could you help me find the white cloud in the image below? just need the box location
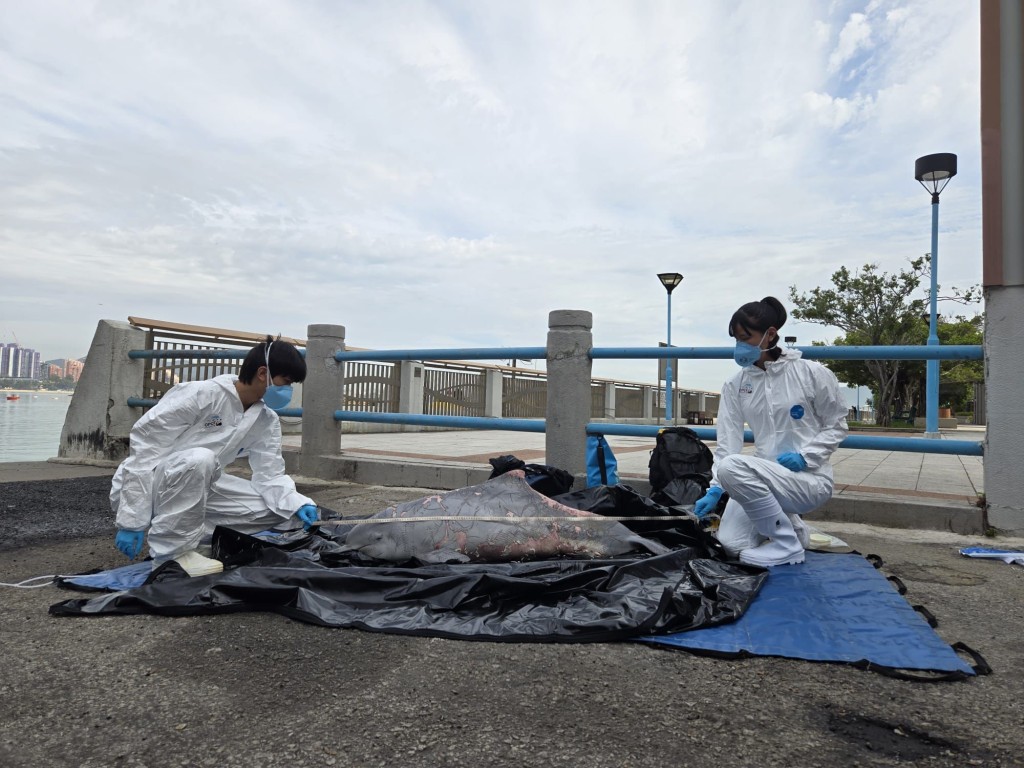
[828,12,873,74]
[0,0,983,392]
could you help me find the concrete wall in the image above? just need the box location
[58,320,146,462]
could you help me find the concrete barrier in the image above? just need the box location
[58,320,146,463]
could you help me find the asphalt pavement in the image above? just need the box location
[1,451,1023,767]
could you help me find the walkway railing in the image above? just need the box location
[124,323,984,464]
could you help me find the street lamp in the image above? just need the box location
[914,152,957,437]
[657,272,683,423]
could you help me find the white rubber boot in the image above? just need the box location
[787,513,811,549]
[173,550,224,577]
[739,495,805,567]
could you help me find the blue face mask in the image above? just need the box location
[733,333,768,368]
[262,342,293,411]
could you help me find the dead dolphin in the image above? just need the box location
[341,470,671,563]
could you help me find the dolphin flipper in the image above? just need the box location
[418,550,472,564]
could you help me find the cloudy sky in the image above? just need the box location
[1,0,982,393]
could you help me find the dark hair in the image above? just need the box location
[238,335,306,384]
[728,297,787,353]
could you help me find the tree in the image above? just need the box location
[789,256,980,427]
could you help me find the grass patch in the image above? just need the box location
[848,421,924,432]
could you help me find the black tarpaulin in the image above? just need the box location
[51,542,766,641]
[50,476,767,642]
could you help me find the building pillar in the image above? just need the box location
[981,0,1024,532]
[603,382,616,418]
[545,310,593,475]
[399,361,425,414]
[300,324,346,474]
[483,368,503,418]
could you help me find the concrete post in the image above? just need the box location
[545,310,592,475]
[399,361,425,415]
[980,0,1024,532]
[58,320,147,463]
[483,369,503,417]
[602,382,616,418]
[300,324,346,475]
[642,386,654,420]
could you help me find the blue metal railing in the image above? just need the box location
[592,345,983,361]
[127,343,985,456]
[128,349,305,359]
[335,347,546,362]
[130,344,984,363]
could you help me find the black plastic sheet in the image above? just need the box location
[51,476,767,641]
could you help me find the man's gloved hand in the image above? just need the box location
[115,529,145,559]
[777,452,808,472]
[296,504,319,531]
[694,486,724,519]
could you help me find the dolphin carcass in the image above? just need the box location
[341,470,671,564]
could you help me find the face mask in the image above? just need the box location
[733,332,768,368]
[262,342,293,411]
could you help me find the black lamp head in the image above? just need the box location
[658,272,684,294]
[915,153,957,199]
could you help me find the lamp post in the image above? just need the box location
[657,272,683,424]
[914,152,957,438]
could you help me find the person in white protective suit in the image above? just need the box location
[692,297,849,567]
[111,337,320,577]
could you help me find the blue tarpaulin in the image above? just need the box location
[640,551,975,675]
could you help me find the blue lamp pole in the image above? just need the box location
[914,152,957,438]
[657,272,683,423]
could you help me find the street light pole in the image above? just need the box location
[657,272,683,424]
[914,152,957,438]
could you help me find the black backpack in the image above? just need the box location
[487,455,575,498]
[648,427,714,496]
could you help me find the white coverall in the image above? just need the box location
[711,350,849,555]
[110,374,314,562]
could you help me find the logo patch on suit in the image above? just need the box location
[790,405,805,420]
[739,384,753,395]
[204,415,223,428]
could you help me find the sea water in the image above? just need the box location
[0,392,73,462]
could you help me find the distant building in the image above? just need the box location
[45,362,64,379]
[1,344,41,379]
[64,358,84,382]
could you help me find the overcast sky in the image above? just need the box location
[1,0,982,393]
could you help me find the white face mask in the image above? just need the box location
[262,342,293,410]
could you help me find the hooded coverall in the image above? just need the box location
[710,350,849,555]
[110,374,314,562]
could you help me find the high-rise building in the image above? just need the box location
[1,344,43,379]
[0,343,15,377]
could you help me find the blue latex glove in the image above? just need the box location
[296,504,319,531]
[693,487,724,519]
[777,452,808,472]
[115,529,145,559]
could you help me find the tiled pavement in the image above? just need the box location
[283,426,984,506]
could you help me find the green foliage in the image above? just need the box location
[790,256,981,426]
[0,377,76,391]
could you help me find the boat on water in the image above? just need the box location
[5,394,20,401]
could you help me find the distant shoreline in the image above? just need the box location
[1,388,74,395]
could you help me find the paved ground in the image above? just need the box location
[1,456,1023,768]
[295,426,985,506]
